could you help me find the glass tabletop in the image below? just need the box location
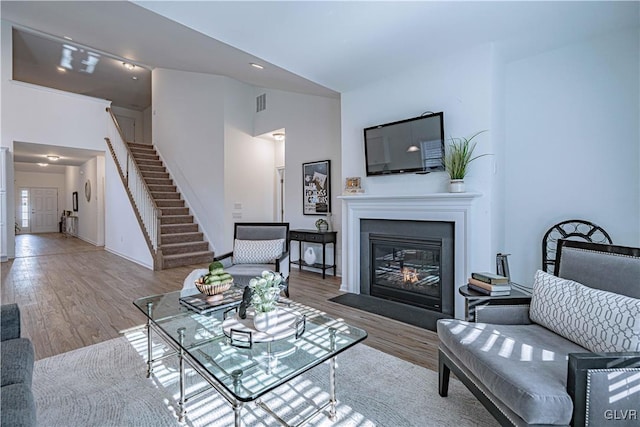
[134,290,367,402]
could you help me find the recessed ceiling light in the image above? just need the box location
[250,63,264,70]
[56,66,66,72]
[37,163,48,167]
[273,133,285,141]
[46,155,60,161]
[122,62,136,70]
[132,76,138,80]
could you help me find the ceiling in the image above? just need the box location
[2,1,638,168]
[13,141,104,173]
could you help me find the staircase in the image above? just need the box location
[127,142,213,269]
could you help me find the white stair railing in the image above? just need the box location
[105,108,161,268]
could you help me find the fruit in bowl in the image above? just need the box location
[195,261,234,296]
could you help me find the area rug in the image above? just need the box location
[33,330,497,426]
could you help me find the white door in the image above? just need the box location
[115,115,136,142]
[31,188,58,233]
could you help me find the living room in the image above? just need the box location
[1,2,639,426]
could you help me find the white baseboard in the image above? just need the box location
[104,247,153,270]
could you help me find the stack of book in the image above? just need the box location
[467,272,511,296]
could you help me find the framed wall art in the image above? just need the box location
[303,160,330,215]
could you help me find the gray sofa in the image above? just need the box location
[438,240,640,426]
[1,304,36,427]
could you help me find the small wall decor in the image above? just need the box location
[85,179,91,202]
[302,160,330,215]
[72,192,78,212]
[344,176,364,194]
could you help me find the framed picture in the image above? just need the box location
[303,160,331,215]
[72,191,78,212]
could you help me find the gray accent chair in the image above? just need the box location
[1,303,37,427]
[437,240,640,426]
[214,222,290,296]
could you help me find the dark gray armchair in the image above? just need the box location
[214,222,290,296]
[438,240,640,426]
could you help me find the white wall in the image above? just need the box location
[254,88,342,270]
[152,68,226,253]
[504,27,640,284]
[223,78,276,251]
[340,44,498,274]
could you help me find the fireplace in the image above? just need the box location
[360,219,454,316]
[340,193,481,320]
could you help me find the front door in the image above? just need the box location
[30,188,58,233]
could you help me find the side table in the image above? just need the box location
[459,285,532,322]
[289,229,337,279]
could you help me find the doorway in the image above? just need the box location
[276,167,285,222]
[115,115,136,142]
[18,187,58,234]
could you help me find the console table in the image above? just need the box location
[289,229,337,279]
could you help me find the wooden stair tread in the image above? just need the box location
[162,251,213,260]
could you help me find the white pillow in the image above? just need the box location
[529,270,640,353]
[233,239,284,264]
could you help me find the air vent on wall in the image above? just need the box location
[256,93,266,112]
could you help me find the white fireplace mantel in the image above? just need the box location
[339,192,482,320]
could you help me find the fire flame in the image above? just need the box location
[402,267,419,283]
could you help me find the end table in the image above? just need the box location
[459,284,532,322]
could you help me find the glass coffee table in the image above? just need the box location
[134,290,367,427]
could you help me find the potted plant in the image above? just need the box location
[249,271,285,331]
[315,218,329,232]
[444,130,489,193]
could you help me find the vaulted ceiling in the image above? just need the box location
[3,1,638,169]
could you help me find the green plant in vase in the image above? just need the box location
[444,130,489,193]
[249,271,285,331]
[315,218,329,232]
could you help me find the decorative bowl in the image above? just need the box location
[195,281,232,296]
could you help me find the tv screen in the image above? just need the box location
[364,112,444,176]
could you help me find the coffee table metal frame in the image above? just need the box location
[134,291,367,427]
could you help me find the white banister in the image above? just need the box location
[105,108,160,262]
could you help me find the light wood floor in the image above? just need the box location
[1,233,441,371]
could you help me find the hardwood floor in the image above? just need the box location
[1,233,441,371]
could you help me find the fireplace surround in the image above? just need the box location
[339,193,481,319]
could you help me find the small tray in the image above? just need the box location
[222,307,303,343]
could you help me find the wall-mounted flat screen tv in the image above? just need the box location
[364,112,444,176]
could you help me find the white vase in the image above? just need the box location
[303,247,317,265]
[253,309,278,332]
[449,179,465,193]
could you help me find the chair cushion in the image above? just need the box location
[225,264,276,286]
[233,239,284,264]
[530,270,640,352]
[437,319,586,425]
[1,338,35,387]
[0,383,36,427]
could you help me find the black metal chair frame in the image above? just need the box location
[541,219,612,273]
[214,222,290,296]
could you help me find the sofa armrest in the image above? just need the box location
[1,304,21,341]
[475,304,533,324]
[568,352,640,426]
